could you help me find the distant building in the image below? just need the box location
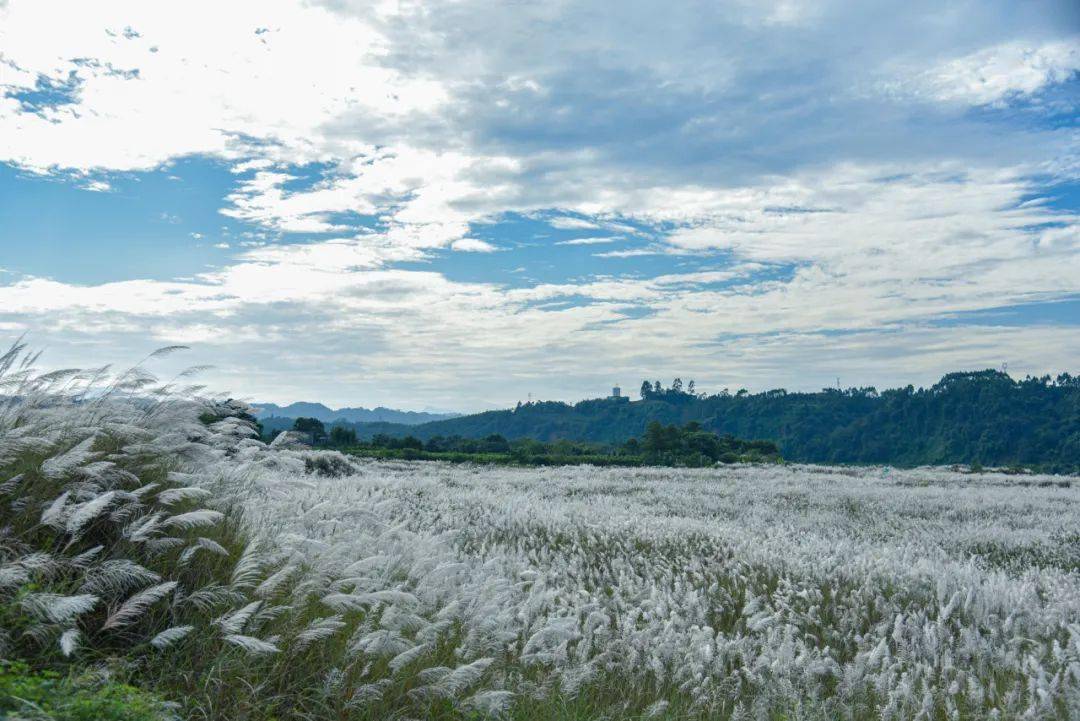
[609,385,629,402]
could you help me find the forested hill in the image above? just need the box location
[358,371,1080,472]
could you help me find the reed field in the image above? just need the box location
[2,346,1079,720]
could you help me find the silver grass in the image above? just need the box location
[380,605,429,634]
[389,641,432,673]
[0,563,30,590]
[559,662,596,697]
[143,536,186,554]
[179,537,231,565]
[268,431,305,450]
[462,689,515,716]
[73,461,119,481]
[230,541,265,589]
[351,629,412,658]
[32,367,82,387]
[417,667,452,685]
[23,621,59,646]
[103,581,178,629]
[322,589,418,612]
[40,491,71,528]
[150,625,194,650]
[162,509,224,530]
[252,603,291,629]
[80,559,161,597]
[69,544,105,568]
[103,423,154,443]
[66,490,120,536]
[59,627,82,657]
[41,436,97,479]
[523,618,581,656]
[417,617,456,645]
[437,658,495,697]
[0,472,23,494]
[129,481,158,498]
[322,593,375,612]
[156,486,212,506]
[180,583,244,613]
[125,512,164,542]
[253,457,1080,715]
[223,633,280,655]
[0,339,28,376]
[6,347,1080,718]
[347,679,394,707]
[406,684,448,704]
[22,593,99,624]
[254,563,298,599]
[216,600,262,634]
[645,699,670,717]
[322,667,346,695]
[10,552,56,574]
[327,575,378,593]
[294,615,347,650]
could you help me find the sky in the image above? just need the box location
[0,0,1078,412]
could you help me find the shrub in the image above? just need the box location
[0,661,172,721]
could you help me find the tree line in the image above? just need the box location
[315,370,1079,473]
[278,417,780,468]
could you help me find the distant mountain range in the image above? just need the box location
[251,402,459,426]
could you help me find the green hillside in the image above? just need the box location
[331,371,1080,472]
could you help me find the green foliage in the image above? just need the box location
[639,421,780,466]
[329,424,357,446]
[0,662,172,721]
[291,416,327,443]
[368,370,1080,472]
[345,425,777,467]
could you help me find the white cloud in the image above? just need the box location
[594,247,666,258]
[547,217,603,231]
[886,39,1080,107]
[221,170,360,234]
[1,0,1078,407]
[220,148,524,250]
[2,164,1074,407]
[451,238,499,252]
[0,0,447,173]
[555,237,619,246]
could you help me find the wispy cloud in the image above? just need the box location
[555,237,620,246]
[593,247,666,258]
[880,39,1080,107]
[0,0,1077,406]
[547,217,603,231]
[451,238,500,252]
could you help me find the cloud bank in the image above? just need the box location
[0,0,1078,408]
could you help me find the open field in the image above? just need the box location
[3,353,1079,720]
[245,459,1080,720]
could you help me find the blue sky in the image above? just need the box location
[0,1,1078,411]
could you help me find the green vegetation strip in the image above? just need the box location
[296,419,782,468]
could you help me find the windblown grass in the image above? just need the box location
[2,341,1080,720]
[0,343,505,720]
